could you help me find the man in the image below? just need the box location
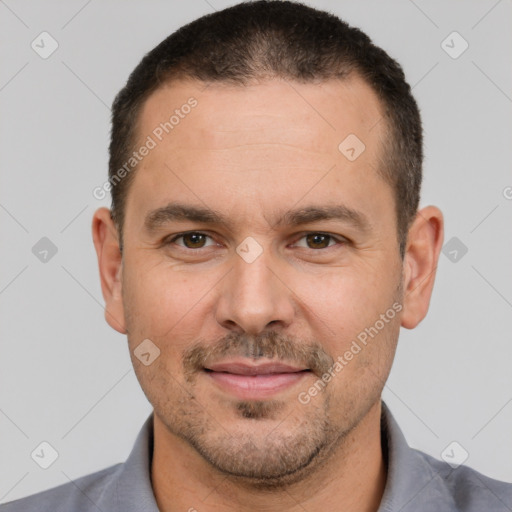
[2,1,511,511]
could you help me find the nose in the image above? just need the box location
[214,247,295,335]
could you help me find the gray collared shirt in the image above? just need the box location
[2,402,511,511]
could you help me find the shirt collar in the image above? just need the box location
[109,402,458,512]
[114,413,160,511]
[378,401,458,511]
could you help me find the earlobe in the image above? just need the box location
[92,207,127,334]
[400,206,444,330]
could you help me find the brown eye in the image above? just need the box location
[182,233,207,248]
[305,233,333,249]
[171,232,214,249]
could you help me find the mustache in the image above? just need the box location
[182,331,334,380]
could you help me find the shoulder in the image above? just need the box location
[0,463,122,512]
[416,449,512,511]
[0,414,157,512]
[380,402,512,511]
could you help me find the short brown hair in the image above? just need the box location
[109,0,422,257]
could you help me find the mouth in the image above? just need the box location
[203,360,311,400]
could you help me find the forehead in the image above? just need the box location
[125,76,392,232]
[137,75,385,160]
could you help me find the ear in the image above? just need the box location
[400,205,444,329]
[92,207,127,334]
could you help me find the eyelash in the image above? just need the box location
[163,231,348,251]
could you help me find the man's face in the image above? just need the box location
[118,77,404,482]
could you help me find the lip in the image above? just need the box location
[205,361,307,375]
[204,359,311,400]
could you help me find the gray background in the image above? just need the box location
[1,0,511,503]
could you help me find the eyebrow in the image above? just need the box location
[272,205,372,232]
[144,202,372,234]
[144,203,227,232]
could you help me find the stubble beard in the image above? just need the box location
[151,380,349,489]
[127,276,404,488]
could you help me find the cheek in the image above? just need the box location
[294,268,382,323]
[122,256,222,341]
[291,265,400,354]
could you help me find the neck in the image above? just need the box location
[151,401,386,512]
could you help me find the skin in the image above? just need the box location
[92,76,444,512]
